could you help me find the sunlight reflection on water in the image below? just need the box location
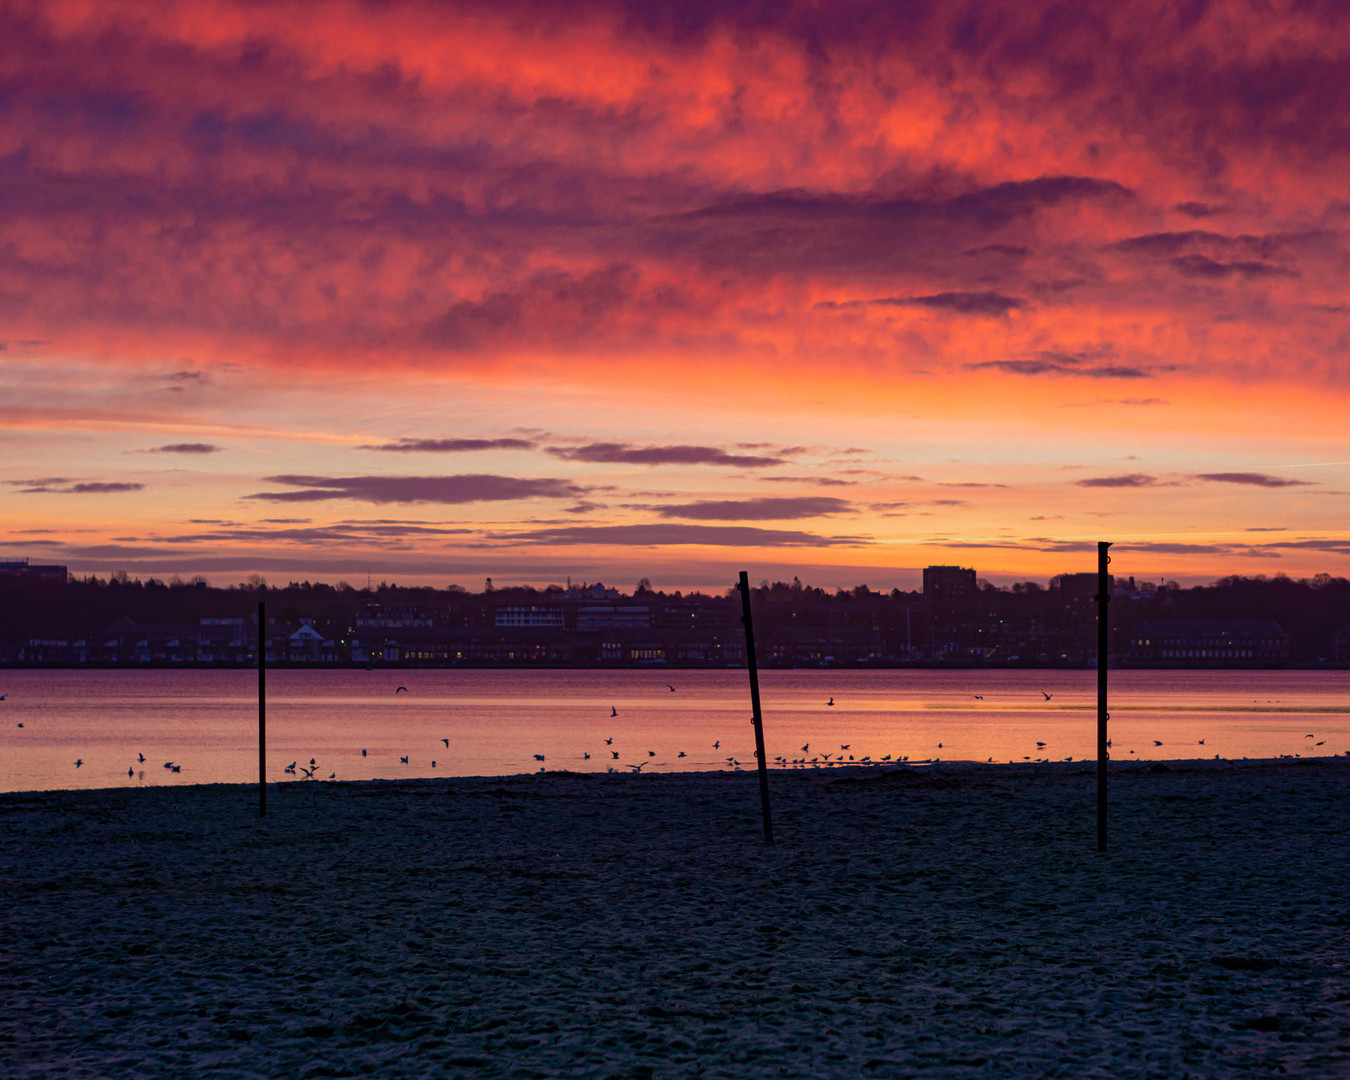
[2,667,1348,792]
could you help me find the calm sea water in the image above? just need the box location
[2,668,1348,793]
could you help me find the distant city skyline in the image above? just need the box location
[4,1,1349,590]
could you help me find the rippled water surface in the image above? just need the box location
[2,667,1348,792]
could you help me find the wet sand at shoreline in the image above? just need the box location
[2,758,1348,1078]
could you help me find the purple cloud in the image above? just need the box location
[546,443,787,467]
[1075,474,1158,488]
[361,437,537,453]
[823,291,1024,316]
[246,474,587,504]
[9,478,144,494]
[494,524,865,548]
[1195,472,1311,487]
[147,443,221,454]
[656,497,852,520]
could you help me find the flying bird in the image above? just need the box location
[74,759,83,768]
[301,766,316,779]
[396,686,408,694]
[611,706,618,717]
[441,738,450,747]
[137,753,145,763]
[827,698,834,706]
[713,740,720,749]
[400,755,409,764]
[1153,740,1163,746]
[611,750,620,759]
[666,684,676,692]
[801,743,809,752]
[605,737,614,745]
[647,750,656,756]
[1041,691,1053,701]
[170,765,181,773]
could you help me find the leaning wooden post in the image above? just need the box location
[258,599,267,817]
[1096,542,1111,852]
[737,571,774,843]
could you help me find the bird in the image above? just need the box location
[301,765,316,779]
[533,754,545,762]
[284,762,297,774]
[128,767,134,778]
[163,761,174,769]
[1153,740,1163,746]
[713,740,720,749]
[840,744,850,750]
[1306,733,1315,739]
[677,751,686,758]
[309,758,316,767]
[431,761,437,768]
[1198,739,1204,745]
[827,698,834,706]
[611,751,619,759]
[361,748,367,757]
[647,749,655,756]
[973,695,983,700]
[15,723,22,728]
[328,772,336,779]
[801,743,809,752]
[74,759,83,768]
[666,684,676,692]
[605,737,614,745]
[441,738,449,747]
[583,752,591,759]
[1041,691,1053,701]
[396,686,408,694]
[629,761,647,772]
[1036,741,1046,748]
[400,755,409,764]
[137,753,145,763]
[611,706,618,717]
[0,693,6,700]
[170,764,181,773]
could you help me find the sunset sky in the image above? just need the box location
[3,0,1349,593]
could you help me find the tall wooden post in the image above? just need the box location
[737,571,774,843]
[258,600,267,817]
[1096,542,1111,852]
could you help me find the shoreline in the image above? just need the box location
[4,757,1348,1077]
[6,751,1349,799]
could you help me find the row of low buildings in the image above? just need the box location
[3,613,1325,667]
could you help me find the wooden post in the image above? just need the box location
[1096,542,1111,852]
[737,571,774,843]
[258,600,267,817]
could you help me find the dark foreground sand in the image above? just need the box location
[2,758,1347,1079]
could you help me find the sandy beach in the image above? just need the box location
[2,758,1347,1078]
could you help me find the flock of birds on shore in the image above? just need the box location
[4,683,1347,782]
